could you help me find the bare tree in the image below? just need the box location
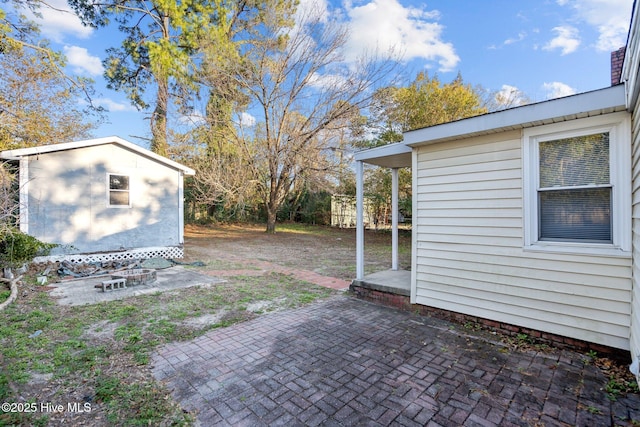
[0,42,99,150]
[223,1,399,232]
[479,84,531,112]
[1,2,100,108]
[0,3,101,150]
[187,141,261,220]
[0,163,16,235]
[173,91,262,221]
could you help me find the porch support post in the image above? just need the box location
[356,160,364,280]
[391,167,399,271]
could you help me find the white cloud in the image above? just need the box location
[308,71,348,89]
[285,0,330,45]
[26,0,92,43]
[494,84,528,107]
[542,81,576,99]
[296,0,330,23]
[239,112,256,127]
[343,0,459,72]
[63,46,103,76]
[93,98,137,112]
[543,26,580,55]
[504,32,527,46]
[558,0,632,52]
[177,113,207,127]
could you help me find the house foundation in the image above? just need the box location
[350,279,632,364]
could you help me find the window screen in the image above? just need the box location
[538,132,611,242]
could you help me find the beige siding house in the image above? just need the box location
[410,109,631,351]
[354,18,640,378]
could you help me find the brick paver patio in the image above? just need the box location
[152,296,640,426]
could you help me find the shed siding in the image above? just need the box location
[25,144,182,253]
[414,130,632,350]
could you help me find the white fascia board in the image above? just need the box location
[0,136,196,175]
[404,85,627,147]
[353,143,412,168]
[0,136,128,159]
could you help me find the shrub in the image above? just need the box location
[0,228,57,266]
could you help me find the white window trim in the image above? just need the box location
[106,173,132,208]
[523,112,631,257]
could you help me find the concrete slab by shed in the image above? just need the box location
[49,266,224,306]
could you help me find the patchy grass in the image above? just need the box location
[0,270,337,426]
[0,286,10,304]
[203,258,260,270]
[1,223,406,425]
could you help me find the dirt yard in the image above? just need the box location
[0,223,413,426]
[182,223,412,279]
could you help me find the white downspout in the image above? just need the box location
[356,160,364,280]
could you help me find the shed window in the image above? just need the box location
[108,174,130,207]
[523,113,630,256]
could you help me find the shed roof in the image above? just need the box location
[0,136,195,175]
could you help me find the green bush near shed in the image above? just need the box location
[0,227,57,267]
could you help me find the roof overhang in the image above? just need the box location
[0,136,195,175]
[352,85,626,169]
[353,143,412,168]
[404,85,627,147]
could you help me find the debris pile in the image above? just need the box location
[3,258,207,285]
[56,259,142,279]
[52,258,204,280]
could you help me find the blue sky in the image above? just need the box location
[22,0,634,149]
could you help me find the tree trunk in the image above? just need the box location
[150,75,168,156]
[265,172,283,233]
[151,15,170,157]
[266,205,277,233]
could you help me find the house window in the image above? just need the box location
[538,132,611,242]
[108,174,130,207]
[523,113,630,255]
